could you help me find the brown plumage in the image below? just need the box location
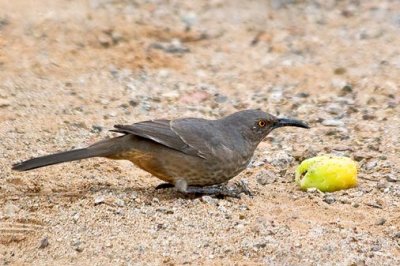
[12,109,309,197]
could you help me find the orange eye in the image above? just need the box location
[258,120,266,127]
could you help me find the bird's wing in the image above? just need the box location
[111,119,206,158]
[171,118,237,160]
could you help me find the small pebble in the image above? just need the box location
[75,246,84,252]
[181,11,197,28]
[254,242,267,249]
[238,205,249,211]
[307,188,323,195]
[236,223,245,230]
[218,205,227,213]
[0,98,10,107]
[359,28,383,40]
[108,111,117,117]
[130,191,138,200]
[39,237,49,249]
[215,94,228,103]
[98,33,113,47]
[331,79,347,89]
[115,198,125,207]
[156,208,174,214]
[341,84,353,94]
[375,218,386,226]
[129,100,138,107]
[158,69,169,78]
[362,114,376,120]
[334,67,346,75]
[114,209,124,215]
[201,196,218,205]
[72,240,84,252]
[376,180,388,189]
[323,195,336,204]
[4,203,19,217]
[326,103,343,115]
[94,196,105,206]
[364,160,378,171]
[353,152,373,161]
[322,119,345,127]
[72,212,80,223]
[150,39,190,54]
[256,170,277,186]
[385,174,398,182]
[91,125,103,133]
[370,242,382,252]
[162,91,179,99]
[111,31,123,43]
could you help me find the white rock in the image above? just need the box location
[322,119,345,127]
[0,98,10,107]
[94,196,105,205]
[4,203,19,217]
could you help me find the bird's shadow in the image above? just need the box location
[1,182,209,204]
[85,183,235,201]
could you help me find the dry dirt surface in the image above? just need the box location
[1,0,400,265]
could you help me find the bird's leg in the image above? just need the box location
[155,183,175,190]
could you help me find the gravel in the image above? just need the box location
[1,0,400,265]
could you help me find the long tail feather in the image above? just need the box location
[12,137,126,171]
[12,148,99,171]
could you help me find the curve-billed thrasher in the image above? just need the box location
[12,109,309,197]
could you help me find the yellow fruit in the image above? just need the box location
[295,155,358,192]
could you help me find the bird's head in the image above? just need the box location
[223,109,309,143]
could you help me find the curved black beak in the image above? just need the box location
[275,118,310,129]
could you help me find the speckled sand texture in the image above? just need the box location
[1,0,400,265]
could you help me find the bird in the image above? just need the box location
[12,109,309,197]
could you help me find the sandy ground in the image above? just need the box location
[1,0,400,265]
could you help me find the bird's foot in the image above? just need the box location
[233,180,253,197]
[155,183,175,190]
[156,180,253,199]
[184,185,242,198]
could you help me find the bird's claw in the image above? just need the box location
[216,187,242,199]
[233,180,253,197]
